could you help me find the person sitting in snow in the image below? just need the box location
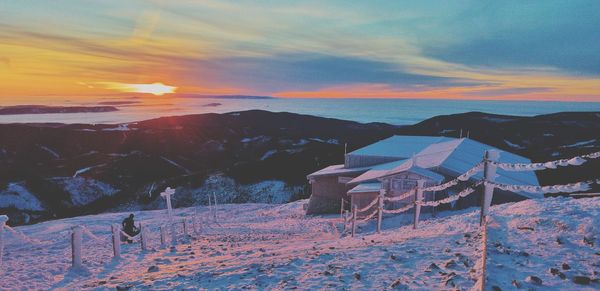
[122,213,140,243]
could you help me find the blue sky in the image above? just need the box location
[0,0,598,101]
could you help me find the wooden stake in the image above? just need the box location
[377,189,384,233]
[351,205,357,237]
[160,225,167,248]
[111,224,120,259]
[71,225,83,269]
[0,215,8,267]
[413,180,425,229]
[480,150,499,226]
[140,223,148,251]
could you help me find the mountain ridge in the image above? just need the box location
[1,110,599,225]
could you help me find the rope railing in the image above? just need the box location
[359,209,379,222]
[486,180,597,194]
[345,149,600,238]
[492,150,600,172]
[423,162,483,192]
[382,203,414,214]
[0,210,206,271]
[356,197,379,213]
[383,189,414,202]
[421,182,482,207]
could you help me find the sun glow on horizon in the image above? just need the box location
[97,82,177,96]
[0,2,598,102]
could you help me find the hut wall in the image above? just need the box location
[306,175,349,215]
[350,191,379,218]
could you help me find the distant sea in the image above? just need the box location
[2,97,600,125]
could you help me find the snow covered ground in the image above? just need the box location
[0,197,598,290]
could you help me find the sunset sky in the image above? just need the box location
[1,0,599,102]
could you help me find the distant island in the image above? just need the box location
[178,94,275,99]
[96,101,141,106]
[202,102,222,107]
[0,105,119,115]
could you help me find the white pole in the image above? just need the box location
[213,192,218,222]
[351,205,357,237]
[413,180,425,229]
[480,150,499,226]
[0,215,8,267]
[160,225,167,248]
[165,194,173,220]
[111,224,121,259]
[377,189,384,233]
[71,225,83,269]
[160,187,176,222]
[160,187,177,247]
[140,223,148,251]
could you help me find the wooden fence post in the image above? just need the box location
[213,192,218,222]
[351,205,357,237]
[340,198,344,219]
[71,225,83,269]
[192,215,198,234]
[377,189,385,233]
[413,180,425,229]
[111,224,121,259]
[480,150,499,226]
[342,210,348,233]
[160,225,167,248]
[480,217,489,290]
[140,223,148,251]
[170,222,177,247]
[0,215,8,267]
[198,215,202,234]
[183,219,189,237]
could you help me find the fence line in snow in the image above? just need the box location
[492,150,600,172]
[422,162,484,192]
[69,213,206,269]
[342,180,483,237]
[0,210,208,271]
[1,187,218,271]
[343,148,599,236]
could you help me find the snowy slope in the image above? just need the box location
[0,197,598,290]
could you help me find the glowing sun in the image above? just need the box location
[96,82,177,95]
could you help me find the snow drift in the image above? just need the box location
[0,196,598,290]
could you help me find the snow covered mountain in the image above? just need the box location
[1,110,599,225]
[1,196,598,289]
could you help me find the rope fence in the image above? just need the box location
[423,162,483,192]
[383,189,414,202]
[0,209,208,272]
[492,150,600,172]
[341,149,599,289]
[356,197,379,213]
[381,203,414,214]
[421,183,481,207]
[343,148,599,237]
[487,180,597,194]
